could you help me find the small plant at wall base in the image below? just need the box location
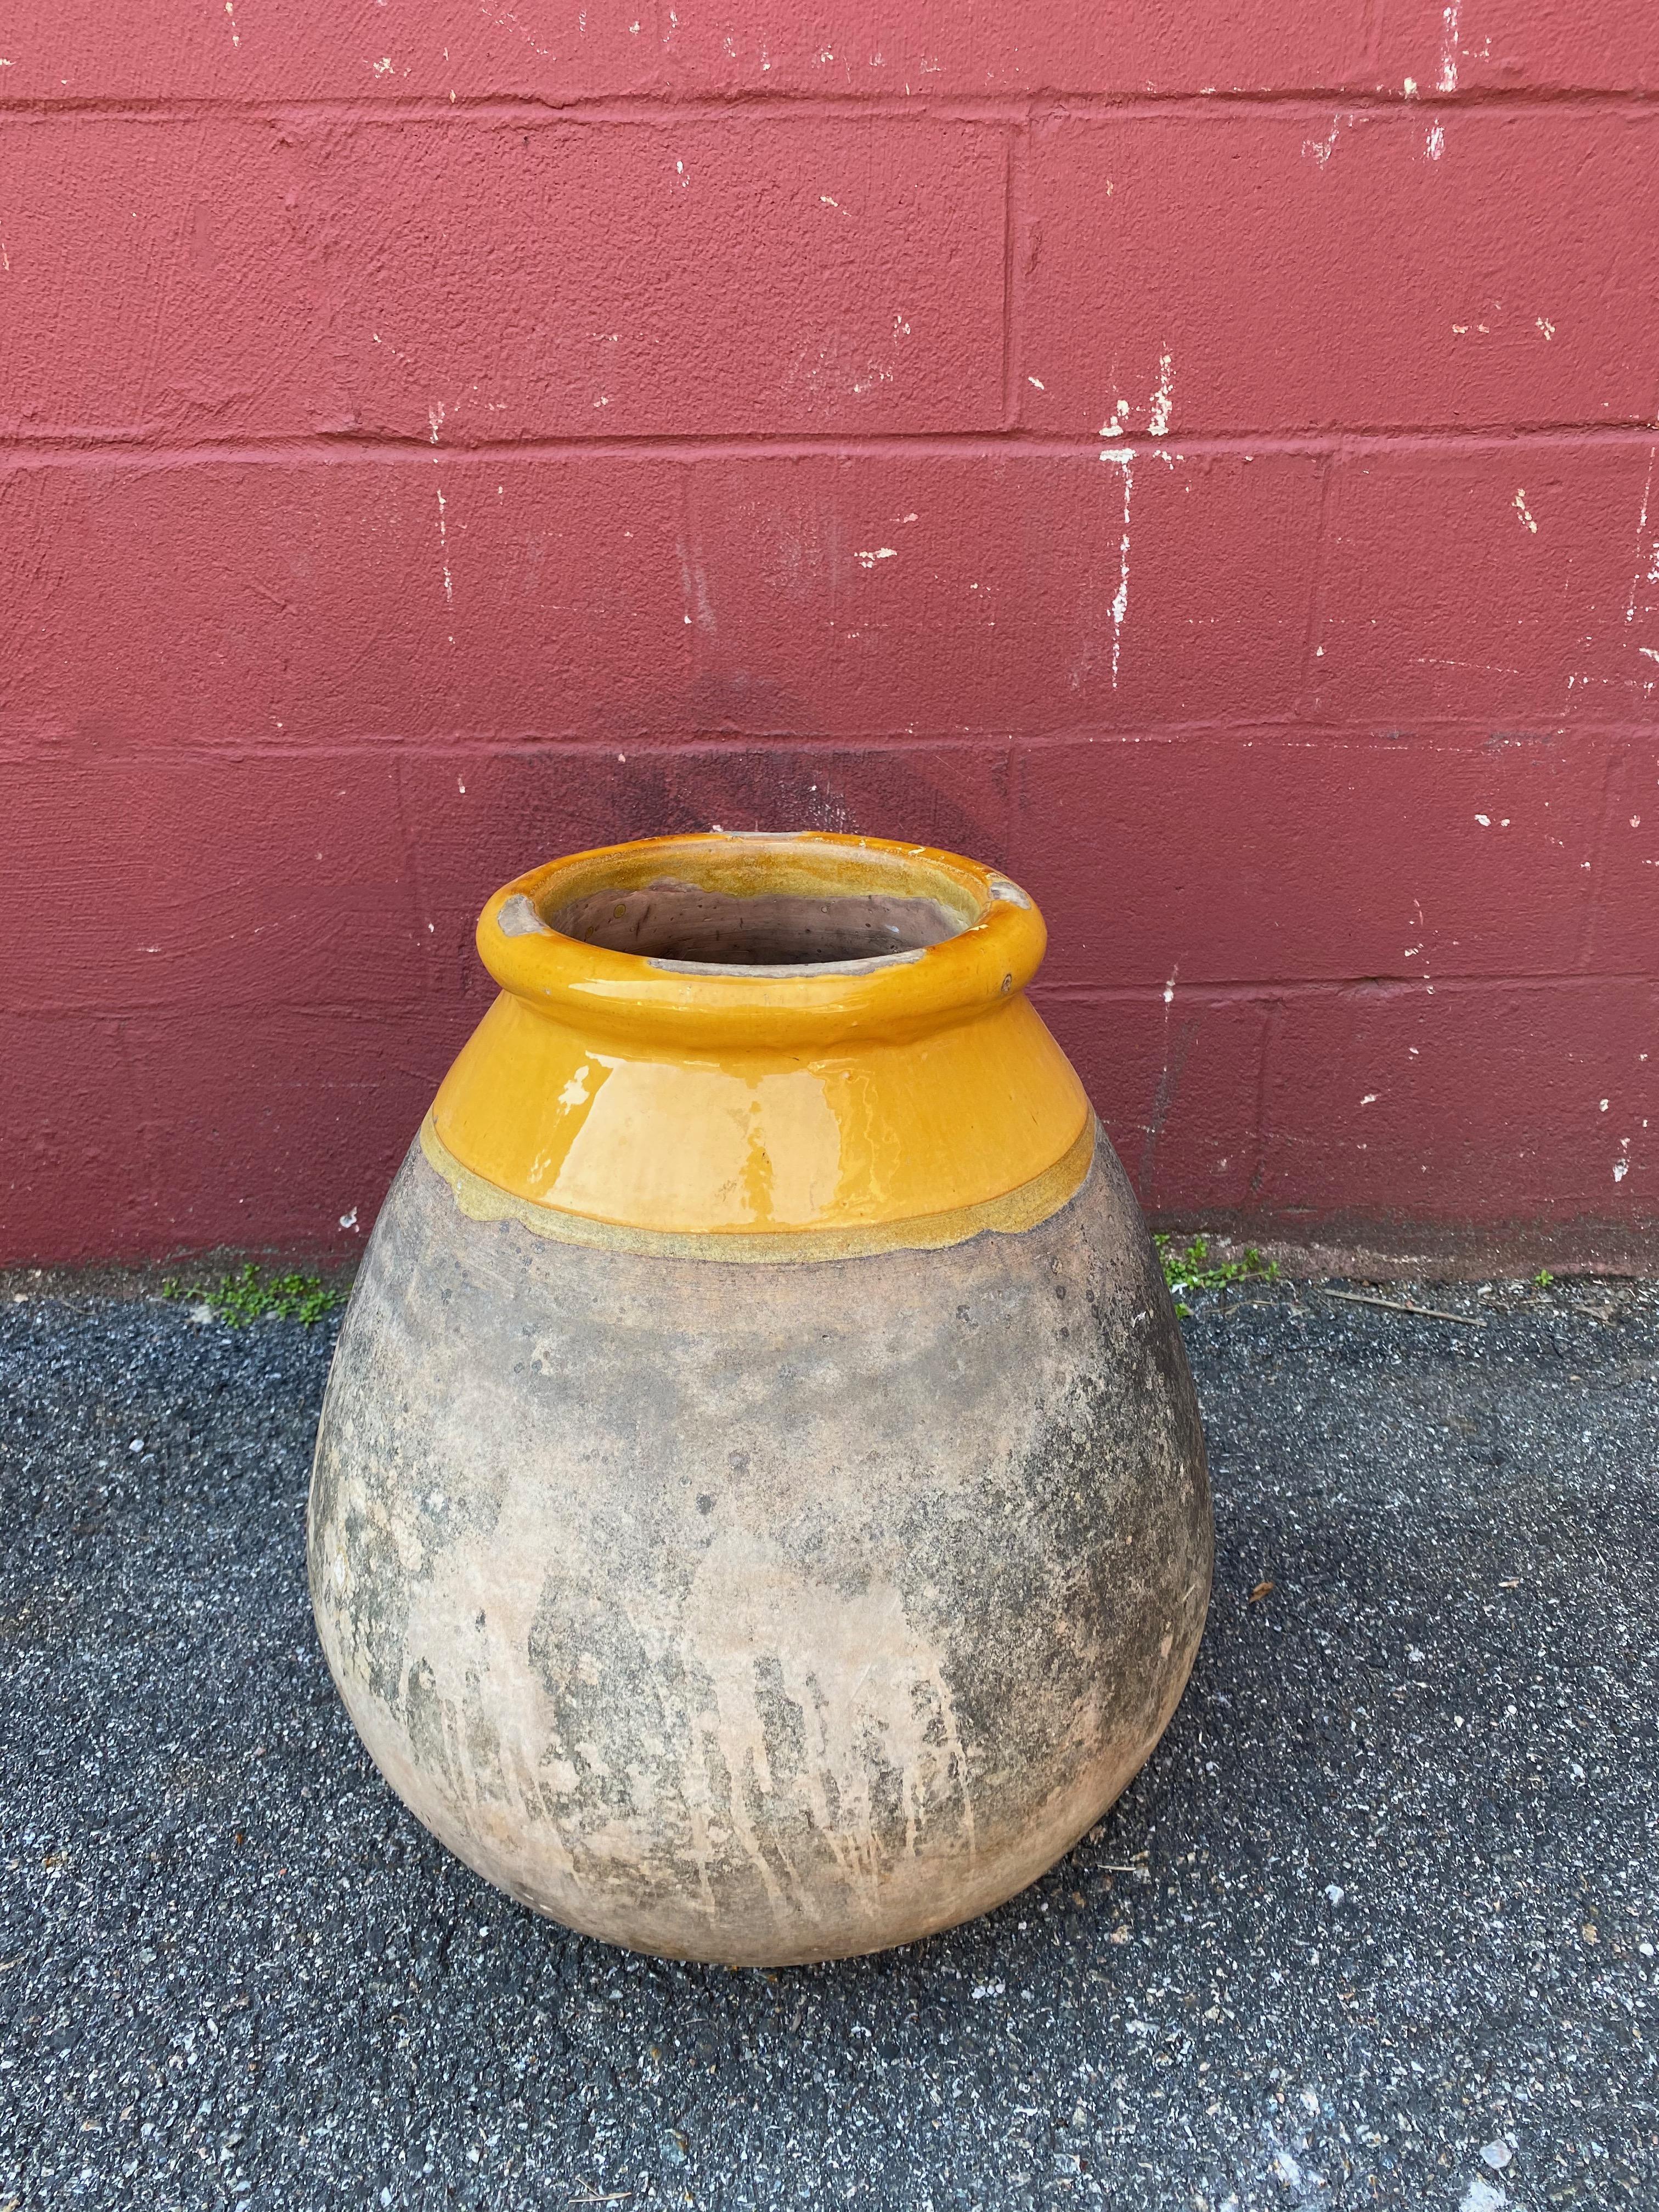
[160,1262,346,1327]
[1155,1234,1279,1317]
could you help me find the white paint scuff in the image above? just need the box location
[224,0,240,49]
[1098,356,1173,444]
[1102,448,1135,691]
[1513,489,1537,534]
[436,488,452,606]
[855,547,898,567]
[1439,0,1461,91]
[1148,350,1173,436]
[1425,122,1445,160]
[1303,114,1351,169]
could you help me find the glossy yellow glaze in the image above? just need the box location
[431,832,1091,1243]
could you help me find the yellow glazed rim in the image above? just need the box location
[431,830,1092,1250]
[476,830,1047,1050]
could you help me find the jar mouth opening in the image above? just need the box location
[543,876,965,975]
[478,832,1043,1045]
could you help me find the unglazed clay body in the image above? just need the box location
[308,832,1210,1965]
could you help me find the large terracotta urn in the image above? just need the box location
[308,831,1210,1965]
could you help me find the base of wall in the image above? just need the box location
[4,1215,1656,1302]
[1159,1215,1659,1283]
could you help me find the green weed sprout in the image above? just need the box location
[160,1261,346,1328]
[1153,1234,1279,1318]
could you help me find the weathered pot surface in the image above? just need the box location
[308,831,1210,1965]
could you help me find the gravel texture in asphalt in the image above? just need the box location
[2,1274,1655,2211]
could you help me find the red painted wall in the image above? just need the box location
[4,3,1657,1266]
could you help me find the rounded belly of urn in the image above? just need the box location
[307,830,1210,1965]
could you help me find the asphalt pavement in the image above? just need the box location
[2,1271,1655,2211]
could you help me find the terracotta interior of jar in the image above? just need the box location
[548,876,965,967]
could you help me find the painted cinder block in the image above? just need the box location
[1023,109,1659,437]
[1374,0,1659,95]
[1255,979,1659,1219]
[1,0,1643,103]
[1307,440,1659,726]
[1582,742,1659,973]
[0,0,1427,103]
[1004,733,1606,990]
[683,449,1323,734]
[128,1007,464,1260]
[1,1013,156,1263]
[0,123,321,446]
[0,754,425,1017]
[0,1,662,104]
[0,116,1006,444]
[651,0,1429,98]
[1036,988,1269,1215]
[0,456,692,751]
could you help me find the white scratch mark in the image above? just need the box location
[428,401,445,444]
[1513,489,1537,534]
[1475,814,1491,827]
[1360,1093,1378,1106]
[436,488,453,606]
[1147,350,1173,436]
[1439,0,1460,91]
[1103,448,1135,691]
[1028,375,1046,391]
[1536,317,1555,340]
[1303,114,1352,168]
[224,0,240,48]
[854,548,898,567]
[373,54,393,75]
[1425,121,1444,160]
[1639,647,1659,664]
[483,2,551,58]
[1614,1159,1629,1182]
